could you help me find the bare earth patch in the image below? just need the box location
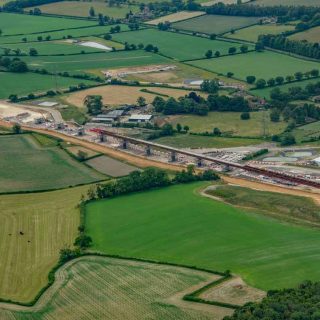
[200,276,266,306]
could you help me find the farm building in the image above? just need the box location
[128,114,153,123]
[92,110,125,123]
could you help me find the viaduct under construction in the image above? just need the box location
[90,128,320,189]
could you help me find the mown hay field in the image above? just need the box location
[190,51,320,81]
[290,26,320,43]
[66,85,207,107]
[0,24,129,45]
[86,156,139,177]
[0,256,232,319]
[112,29,251,61]
[225,24,295,43]
[0,72,96,99]
[29,1,139,18]
[0,12,96,36]
[0,134,105,192]
[171,14,260,35]
[86,182,320,290]
[147,11,205,25]
[0,186,87,302]
[22,50,170,73]
[166,111,286,137]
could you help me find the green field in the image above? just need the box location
[225,24,295,43]
[0,72,96,98]
[290,26,320,43]
[112,29,252,61]
[166,111,286,137]
[1,41,107,55]
[0,134,105,192]
[0,186,87,302]
[172,14,259,35]
[252,77,320,99]
[0,12,96,36]
[207,185,320,226]
[0,256,230,319]
[190,51,320,81]
[22,50,170,73]
[30,1,140,18]
[251,0,320,6]
[155,134,264,148]
[86,182,320,290]
[0,24,130,45]
[292,121,320,143]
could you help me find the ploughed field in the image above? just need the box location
[0,256,231,319]
[86,182,320,291]
[0,134,105,192]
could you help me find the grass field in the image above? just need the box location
[30,1,140,18]
[0,12,96,36]
[66,85,207,107]
[207,185,320,226]
[155,134,264,148]
[112,29,251,61]
[292,121,320,143]
[166,111,286,137]
[86,182,320,290]
[0,186,88,302]
[66,145,100,159]
[1,41,107,56]
[0,24,130,45]
[147,11,205,25]
[0,256,231,319]
[290,26,320,43]
[22,50,170,73]
[86,156,139,177]
[252,77,320,99]
[190,51,320,81]
[0,72,96,99]
[225,24,295,43]
[172,14,260,35]
[251,0,320,6]
[0,134,105,192]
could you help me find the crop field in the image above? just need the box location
[190,51,320,81]
[0,12,96,36]
[166,111,286,137]
[225,24,295,43]
[0,134,105,192]
[290,26,320,43]
[147,11,205,25]
[86,156,139,177]
[66,85,207,107]
[155,134,264,148]
[1,41,107,56]
[0,24,130,45]
[0,256,232,319]
[30,1,140,18]
[112,29,250,61]
[0,72,96,99]
[252,78,320,99]
[0,185,87,302]
[171,14,260,35]
[22,50,170,73]
[207,185,320,226]
[86,182,320,290]
[251,0,320,6]
[200,0,251,5]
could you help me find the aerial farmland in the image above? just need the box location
[0,0,320,318]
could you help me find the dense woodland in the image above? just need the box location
[224,281,320,320]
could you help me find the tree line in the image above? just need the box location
[152,91,249,116]
[1,0,63,12]
[224,281,320,320]
[258,34,320,60]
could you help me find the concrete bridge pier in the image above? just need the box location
[170,151,176,162]
[122,139,128,149]
[197,158,202,167]
[145,145,151,156]
[99,133,106,142]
